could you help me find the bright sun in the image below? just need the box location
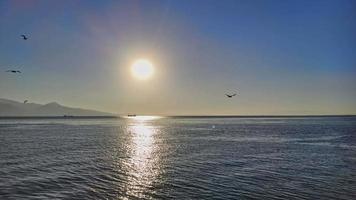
[131,59,154,80]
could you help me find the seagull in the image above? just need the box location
[6,70,21,73]
[21,35,28,40]
[24,100,28,104]
[225,93,237,98]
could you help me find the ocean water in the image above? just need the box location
[0,116,356,199]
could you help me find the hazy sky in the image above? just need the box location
[1,0,355,115]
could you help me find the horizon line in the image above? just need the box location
[0,114,356,119]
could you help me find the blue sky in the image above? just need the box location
[0,0,355,115]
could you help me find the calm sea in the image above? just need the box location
[0,116,356,199]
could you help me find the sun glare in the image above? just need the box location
[131,59,154,80]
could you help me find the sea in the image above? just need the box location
[0,116,355,199]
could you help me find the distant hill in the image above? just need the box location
[0,98,115,117]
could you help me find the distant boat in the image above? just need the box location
[127,114,136,117]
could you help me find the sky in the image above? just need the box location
[0,0,355,115]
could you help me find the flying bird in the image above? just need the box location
[6,70,21,73]
[21,35,28,40]
[225,93,237,98]
[24,100,28,104]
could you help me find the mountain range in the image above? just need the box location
[0,98,114,117]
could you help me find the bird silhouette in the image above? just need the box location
[6,70,21,73]
[21,35,28,40]
[225,93,237,98]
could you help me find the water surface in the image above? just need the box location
[1,116,356,199]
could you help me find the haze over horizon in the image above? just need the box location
[0,98,114,116]
[1,0,355,115]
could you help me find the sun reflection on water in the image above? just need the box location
[124,116,162,198]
